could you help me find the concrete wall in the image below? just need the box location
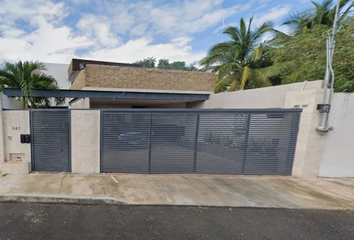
[70,98,90,109]
[71,110,100,174]
[1,94,23,109]
[284,89,326,177]
[43,63,71,89]
[1,111,31,169]
[43,63,72,107]
[190,81,323,109]
[70,64,215,93]
[319,93,354,177]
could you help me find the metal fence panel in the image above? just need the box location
[101,109,301,175]
[101,112,151,173]
[31,111,71,172]
[150,113,198,174]
[195,113,248,174]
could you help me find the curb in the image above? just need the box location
[0,194,353,210]
[0,194,128,205]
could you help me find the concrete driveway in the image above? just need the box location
[0,173,354,209]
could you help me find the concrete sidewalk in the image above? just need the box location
[0,173,353,209]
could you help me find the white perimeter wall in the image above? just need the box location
[43,63,71,107]
[43,63,71,89]
[1,94,22,110]
[319,93,354,177]
[0,110,31,172]
[190,81,323,109]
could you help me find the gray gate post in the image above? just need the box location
[193,113,200,173]
[148,113,153,173]
[241,114,251,174]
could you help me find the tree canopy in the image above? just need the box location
[134,57,197,71]
[283,0,353,34]
[199,17,280,92]
[198,0,354,93]
[0,61,63,108]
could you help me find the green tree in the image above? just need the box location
[168,61,187,70]
[0,61,63,108]
[199,17,276,92]
[157,59,170,69]
[136,58,198,71]
[270,17,354,92]
[134,57,156,68]
[283,0,353,34]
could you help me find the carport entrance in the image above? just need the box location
[31,110,71,172]
[101,109,301,175]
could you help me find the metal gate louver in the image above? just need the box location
[101,113,151,173]
[31,111,71,172]
[101,109,301,175]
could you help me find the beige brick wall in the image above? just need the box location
[71,110,100,174]
[70,70,86,90]
[70,64,215,92]
[1,111,31,168]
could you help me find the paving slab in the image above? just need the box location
[0,173,353,209]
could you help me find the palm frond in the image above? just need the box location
[215,74,234,93]
[227,79,240,91]
[240,66,253,89]
[0,61,60,108]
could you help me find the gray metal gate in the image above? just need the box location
[31,110,71,172]
[101,109,301,175]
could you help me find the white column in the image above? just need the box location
[285,88,326,177]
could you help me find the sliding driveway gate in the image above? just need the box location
[101,109,301,175]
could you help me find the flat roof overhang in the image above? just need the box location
[3,88,210,101]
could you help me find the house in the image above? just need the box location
[67,58,215,109]
[1,58,353,179]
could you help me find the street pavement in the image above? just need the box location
[0,203,353,240]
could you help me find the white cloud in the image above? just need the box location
[253,4,292,26]
[0,0,66,24]
[1,0,290,65]
[0,0,90,63]
[83,37,205,64]
[77,14,120,48]
[87,0,241,38]
[138,0,240,37]
[0,17,92,63]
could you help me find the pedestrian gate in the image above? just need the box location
[101,109,301,175]
[31,110,71,172]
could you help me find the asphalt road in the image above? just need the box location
[0,203,353,240]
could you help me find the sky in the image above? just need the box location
[0,0,314,65]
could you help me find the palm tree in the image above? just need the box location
[283,0,353,34]
[0,61,63,109]
[200,17,276,92]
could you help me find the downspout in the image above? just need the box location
[316,0,340,133]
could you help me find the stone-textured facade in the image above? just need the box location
[70,70,86,90]
[71,110,100,174]
[70,64,215,92]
